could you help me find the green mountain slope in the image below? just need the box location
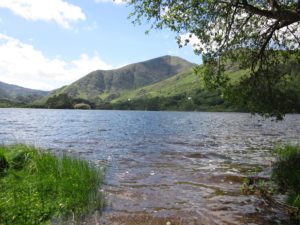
[52,55,195,101]
[33,55,244,110]
[110,68,199,102]
[0,81,49,104]
[108,67,238,111]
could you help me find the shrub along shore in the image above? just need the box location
[0,144,105,225]
[272,145,300,221]
[242,145,300,223]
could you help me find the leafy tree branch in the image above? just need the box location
[129,0,300,119]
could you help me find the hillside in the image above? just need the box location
[0,81,49,104]
[108,68,238,111]
[31,54,300,112]
[110,68,198,102]
[32,55,246,111]
[51,55,195,101]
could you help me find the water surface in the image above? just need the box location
[1,109,299,224]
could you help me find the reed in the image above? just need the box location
[0,144,105,224]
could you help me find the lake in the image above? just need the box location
[1,109,300,224]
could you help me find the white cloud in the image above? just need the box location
[0,33,113,90]
[0,0,86,28]
[95,0,126,5]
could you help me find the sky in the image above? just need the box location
[0,0,201,91]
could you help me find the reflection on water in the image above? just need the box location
[1,109,300,224]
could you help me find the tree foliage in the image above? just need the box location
[46,93,73,109]
[45,94,95,109]
[129,0,300,119]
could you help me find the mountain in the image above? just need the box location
[35,55,255,111]
[110,68,198,102]
[7,54,299,112]
[107,67,241,111]
[52,55,195,101]
[34,55,238,110]
[0,81,49,103]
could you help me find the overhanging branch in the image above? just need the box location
[238,0,300,22]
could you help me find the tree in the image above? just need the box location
[46,93,73,109]
[129,0,300,119]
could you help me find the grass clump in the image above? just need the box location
[0,144,105,225]
[0,153,9,175]
[272,145,300,220]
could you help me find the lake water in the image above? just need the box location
[1,109,300,224]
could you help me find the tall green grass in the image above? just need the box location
[272,145,300,220]
[0,144,105,225]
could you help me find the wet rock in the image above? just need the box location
[186,153,207,159]
[247,174,270,184]
[224,175,245,183]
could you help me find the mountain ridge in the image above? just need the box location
[51,55,196,101]
[0,81,49,103]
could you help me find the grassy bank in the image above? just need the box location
[241,145,300,223]
[0,144,105,225]
[272,145,300,221]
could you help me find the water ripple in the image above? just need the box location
[0,109,299,224]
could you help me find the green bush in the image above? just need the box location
[272,145,300,194]
[272,145,300,220]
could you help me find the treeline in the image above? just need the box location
[29,93,94,109]
[0,99,26,108]
[109,89,237,111]
[27,90,232,111]
[37,89,242,112]
[3,87,300,113]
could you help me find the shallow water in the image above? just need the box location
[1,109,300,224]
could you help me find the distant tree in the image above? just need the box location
[46,94,73,109]
[129,0,300,119]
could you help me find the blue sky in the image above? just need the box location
[0,0,201,90]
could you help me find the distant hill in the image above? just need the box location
[0,55,260,112]
[110,68,198,102]
[32,55,242,111]
[4,54,298,112]
[106,67,240,112]
[51,55,195,101]
[0,81,49,103]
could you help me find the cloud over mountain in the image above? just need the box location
[0,34,113,90]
